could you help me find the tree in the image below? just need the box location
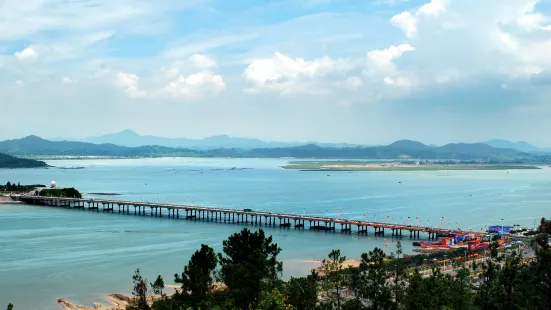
[403,269,426,310]
[361,248,393,310]
[346,265,365,308]
[389,241,406,306]
[151,275,165,295]
[218,228,282,309]
[174,244,218,308]
[321,249,346,309]
[531,227,551,309]
[450,268,475,310]
[151,296,181,310]
[475,236,503,310]
[127,269,151,310]
[6,304,13,310]
[284,271,319,310]
[256,289,295,310]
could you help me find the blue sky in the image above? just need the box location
[1,0,551,145]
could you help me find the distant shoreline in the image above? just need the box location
[282,161,542,171]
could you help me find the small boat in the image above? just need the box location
[412,241,422,246]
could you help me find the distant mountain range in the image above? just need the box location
[1,135,549,162]
[79,130,359,150]
[482,139,551,154]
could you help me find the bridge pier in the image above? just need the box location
[21,197,469,241]
[374,227,385,236]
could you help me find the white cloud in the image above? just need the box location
[188,54,217,70]
[367,44,415,73]
[0,1,197,41]
[62,77,76,84]
[14,47,38,62]
[13,43,85,64]
[390,11,417,37]
[116,72,147,98]
[390,0,450,38]
[243,52,351,94]
[163,71,225,99]
[345,76,363,89]
[160,54,218,80]
[383,75,415,87]
[418,0,449,17]
[387,0,551,86]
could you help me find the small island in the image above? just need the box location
[282,160,541,171]
[0,152,48,168]
[2,181,82,198]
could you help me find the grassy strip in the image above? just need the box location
[282,163,541,171]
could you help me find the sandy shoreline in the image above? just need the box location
[0,196,22,204]
[58,286,180,310]
[56,261,361,309]
[56,284,229,310]
[283,162,540,171]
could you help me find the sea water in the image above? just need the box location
[1,158,550,309]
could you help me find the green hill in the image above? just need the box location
[0,136,546,162]
[0,152,48,168]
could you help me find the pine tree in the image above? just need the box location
[321,249,346,309]
[150,275,165,295]
[218,228,282,309]
[127,269,150,310]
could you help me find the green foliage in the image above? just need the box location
[39,187,82,198]
[142,220,551,310]
[218,228,282,309]
[361,248,394,310]
[174,244,218,308]
[390,241,406,305]
[1,182,46,193]
[6,304,13,310]
[403,269,426,310]
[151,275,165,295]
[127,269,151,310]
[284,271,319,310]
[0,152,47,168]
[151,296,180,310]
[321,249,346,309]
[255,289,295,310]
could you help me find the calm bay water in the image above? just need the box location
[1,158,551,309]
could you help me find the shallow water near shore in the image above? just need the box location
[1,158,551,309]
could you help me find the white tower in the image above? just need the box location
[50,181,57,188]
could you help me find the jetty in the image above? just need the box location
[20,196,471,240]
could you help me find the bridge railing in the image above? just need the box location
[20,196,468,235]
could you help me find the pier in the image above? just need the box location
[20,196,468,240]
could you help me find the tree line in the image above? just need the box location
[1,181,45,193]
[6,218,551,310]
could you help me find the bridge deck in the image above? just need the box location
[20,196,473,239]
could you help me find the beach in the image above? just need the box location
[0,196,22,204]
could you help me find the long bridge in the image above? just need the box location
[20,196,468,240]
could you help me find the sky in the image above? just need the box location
[1,0,551,146]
